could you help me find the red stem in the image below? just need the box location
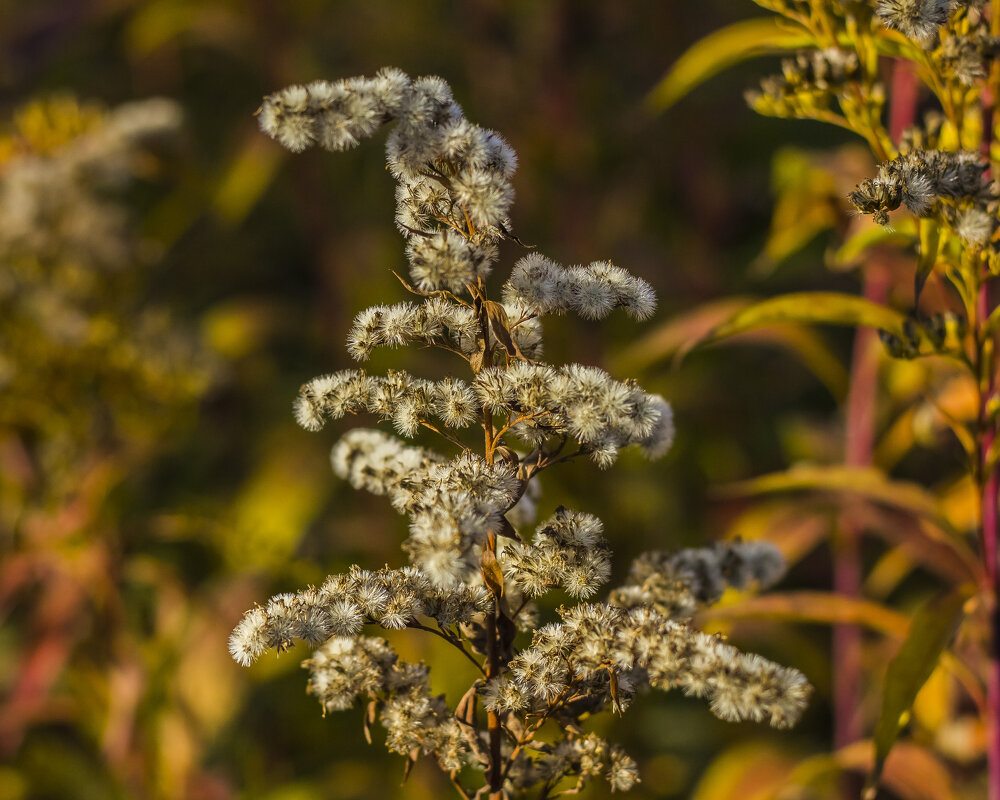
[977,284,1000,800]
[889,60,919,144]
[835,268,888,751]
[833,60,916,756]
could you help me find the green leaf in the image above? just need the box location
[827,222,916,271]
[647,18,812,111]
[984,303,1000,337]
[753,151,836,273]
[915,218,943,302]
[864,589,970,799]
[701,292,910,344]
[212,134,284,226]
[615,297,753,371]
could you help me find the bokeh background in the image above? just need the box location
[0,2,888,798]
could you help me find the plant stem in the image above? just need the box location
[835,265,888,752]
[977,281,1000,800]
[834,58,913,785]
[408,622,485,675]
[484,531,504,800]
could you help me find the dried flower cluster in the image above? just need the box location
[232,70,810,798]
[747,2,1000,263]
[747,47,861,119]
[875,0,963,46]
[849,149,993,231]
[610,539,788,619]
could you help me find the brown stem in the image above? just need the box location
[484,531,504,800]
[501,700,563,782]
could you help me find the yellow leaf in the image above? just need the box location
[691,742,796,800]
[754,147,840,273]
[720,464,949,529]
[704,293,910,344]
[912,663,951,734]
[724,502,827,567]
[213,133,284,225]
[915,218,943,301]
[615,297,752,372]
[699,591,909,637]
[647,18,812,111]
[788,740,958,800]
[224,431,329,569]
[866,589,970,798]
[828,220,916,270]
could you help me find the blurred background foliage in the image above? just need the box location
[0,1,963,798]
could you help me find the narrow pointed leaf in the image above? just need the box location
[703,293,909,345]
[699,591,909,636]
[647,18,812,111]
[864,589,969,799]
[720,465,949,528]
[827,223,915,271]
[915,218,942,302]
[480,547,505,599]
[615,297,753,371]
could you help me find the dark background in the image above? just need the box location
[0,2,866,798]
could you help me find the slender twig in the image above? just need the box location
[420,420,470,450]
[409,621,485,676]
[447,773,473,800]
[492,411,552,449]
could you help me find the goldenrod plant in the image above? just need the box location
[650,1,1000,797]
[229,70,812,799]
[0,96,217,795]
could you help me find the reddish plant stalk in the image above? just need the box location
[835,268,888,751]
[982,5,1000,792]
[977,283,1000,800]
[833,61,917,755]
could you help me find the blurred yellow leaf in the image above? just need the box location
[647,18,811,111]
[787,741,957,800]
[724,502,827,567]
[225,431,329,569]
[912,662,952,734]
[828,219,915,271]
[213,133,284,225]
[701,292,910,346]
[125,0,245,55]
[753,147,839,274]
[203,299,281,358]
[937,475,979,535]
[691,742,796,800]
[846,503,979,583]
[615,296,752,371]
[864,546,916,599]
[720,464,950,529]
[619,300,848,397]
[866,588,970,799]
[699,590,909,636]
[915,218,943,301]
